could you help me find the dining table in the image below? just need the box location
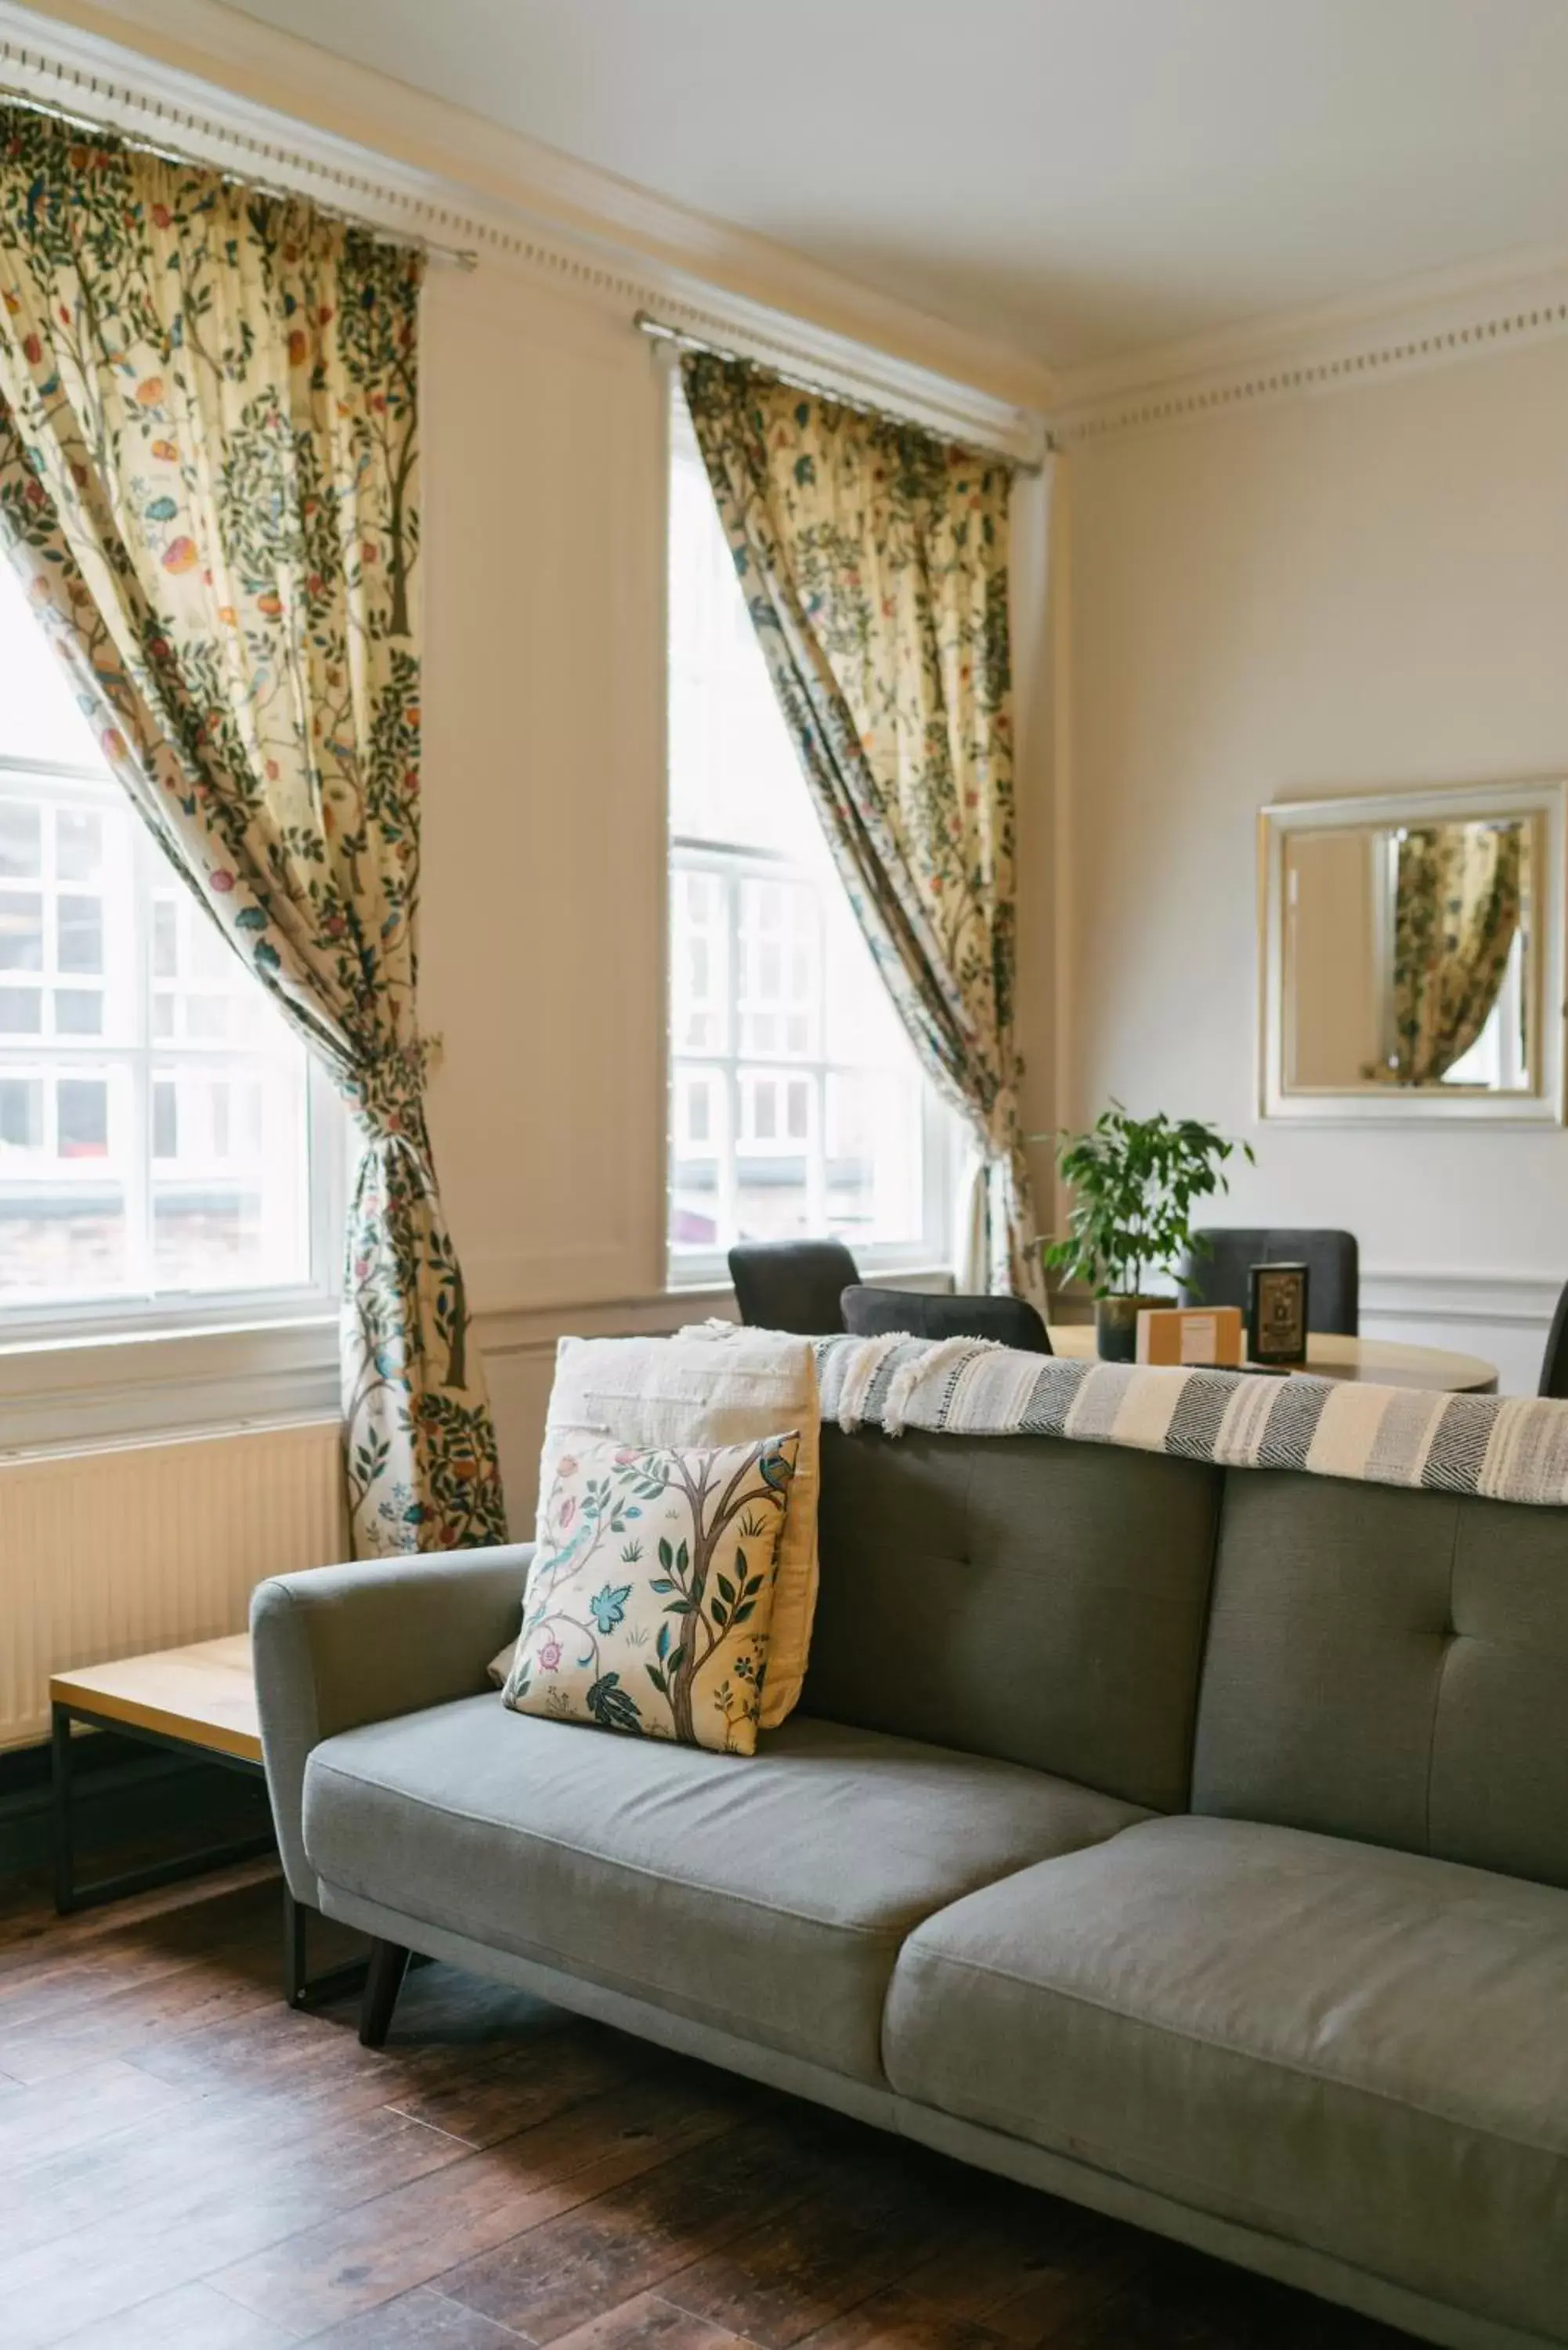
[1046,1325,1498,1394]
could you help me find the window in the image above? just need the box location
[0,560,335,1333]
[667,398,956,1279]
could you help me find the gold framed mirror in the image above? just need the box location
[1259,780,1566,1123]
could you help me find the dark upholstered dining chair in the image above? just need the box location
[728,1238,862,1336]
[1177,1227,1360,1337]
[841,1285,1053,1354]
[1538,1282,1568,1398]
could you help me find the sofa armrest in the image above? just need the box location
[251,1543,532,1905]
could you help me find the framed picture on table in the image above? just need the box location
[1248,1263,1310,1366]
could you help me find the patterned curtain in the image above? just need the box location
[681,353,1043,1304]
[0,108,505,1555]
[1389,821,1523,1084]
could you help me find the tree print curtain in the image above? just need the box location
[1389,820,1523,1084]
[681,352,1044,1305]
[0,107,505,1556]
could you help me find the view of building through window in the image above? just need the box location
[667,399,950,1274]
[0,562,316,1320]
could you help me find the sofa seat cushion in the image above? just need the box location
[302,1697,1145,2087]
[883,1816,1568,2341]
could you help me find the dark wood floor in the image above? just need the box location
[0,1860,1408,2349]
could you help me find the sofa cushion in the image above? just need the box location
[1192,1469,1568,1888]
[303,1697,1145,2086]
[883,1815,1568,2341]
[804,1427,1222,1811]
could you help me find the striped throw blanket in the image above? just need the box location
[814,1333,1568,1509]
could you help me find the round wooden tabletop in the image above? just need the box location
[1046,1325,1498,1394]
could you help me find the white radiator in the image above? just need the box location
[0,1419,347,1752]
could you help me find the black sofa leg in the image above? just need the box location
[359,1937,410,2048]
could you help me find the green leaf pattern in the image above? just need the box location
[503,1434,797,1755]
[680,352,1043,1303]
[0,108,505,1556]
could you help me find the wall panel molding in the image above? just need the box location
[1359,1267,1560,1332]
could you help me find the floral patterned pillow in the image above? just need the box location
[501,1430,800,1755]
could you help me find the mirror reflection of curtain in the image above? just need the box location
[1388,822,1523,1084]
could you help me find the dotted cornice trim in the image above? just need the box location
[1053,298,1568,444]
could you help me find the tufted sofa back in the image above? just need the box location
[804,1424,1223,1814]
[1191,1469,1568,1889]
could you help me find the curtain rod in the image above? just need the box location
[636,310,1047,474]
[0,85,478,270]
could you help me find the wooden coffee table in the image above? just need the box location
[50,1632,364,2008]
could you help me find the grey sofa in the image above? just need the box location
[251,1423,1568,2350]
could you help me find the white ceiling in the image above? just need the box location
[228,0,1568,373]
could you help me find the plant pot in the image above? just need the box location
[1094,1293,1176,1362]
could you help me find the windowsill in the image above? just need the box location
[0,1310,340,1459]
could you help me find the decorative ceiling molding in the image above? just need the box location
[0,0,1052,460]
[1048,241,1568,445]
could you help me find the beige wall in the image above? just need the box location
[415,262,671,1521]
[1060,340,1568,1389]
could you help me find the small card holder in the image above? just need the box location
[1136,1305,1244,1368]
[1248,1262,1310,1366]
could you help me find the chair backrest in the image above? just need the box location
[1179,1227,1359,1336]
[841,1285,1053,1354]
[728,1238,861,1336]
[1540,1281,1568,1398]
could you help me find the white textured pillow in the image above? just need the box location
[512,1327,820,1727]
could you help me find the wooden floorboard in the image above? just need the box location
[0,1860,1413,2349]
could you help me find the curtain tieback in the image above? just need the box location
[979,1082,1024,1162]
[343,1039,432,1144]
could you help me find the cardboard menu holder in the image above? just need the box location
[1136,1305,1244,1368]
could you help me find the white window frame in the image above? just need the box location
[0,754,345,1439]
[666,833,957,1291]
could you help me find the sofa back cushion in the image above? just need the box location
[1192,1469,1568,1889]
[802,1426,1223,1813]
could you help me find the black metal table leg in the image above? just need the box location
[49,1695,366,2006]
[51,1701,74,1914]
[49,1701,276,1915]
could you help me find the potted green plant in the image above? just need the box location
[1042,1104,1254,1361]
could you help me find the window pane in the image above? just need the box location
[56,809,102,881]
[0,891,42,971]
[184,994,229,1040]
[667,398,948,1273]
[0,633,316,1318]
[0,986,40,1035]
[152,1078,178,1161]
[152,899,178,978]
[0,559,104,765]
[56,895,103,975]
[0,1078,43,1152]
[57,1078,108,1158]
[54,989,102,1036]
[0,805,41,878]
